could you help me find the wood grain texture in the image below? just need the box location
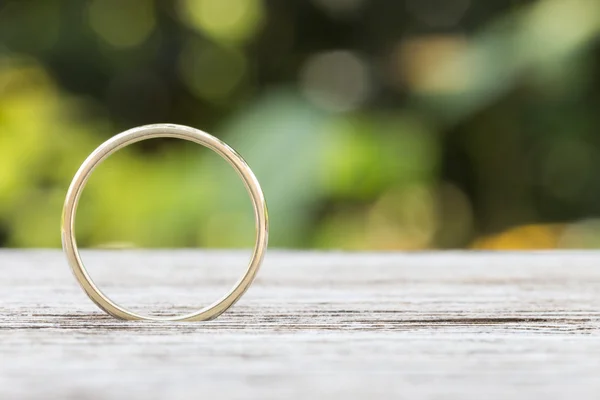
[1,250,600,399]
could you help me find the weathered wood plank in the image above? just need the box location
[1,250,600,399]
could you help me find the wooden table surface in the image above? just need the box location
[1,250,600,399]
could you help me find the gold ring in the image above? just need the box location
[61,124,269,321]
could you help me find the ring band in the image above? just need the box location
[61,124,269,321]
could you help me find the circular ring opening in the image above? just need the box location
[61,124,269,321]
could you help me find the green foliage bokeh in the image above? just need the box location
[2,0,600,249]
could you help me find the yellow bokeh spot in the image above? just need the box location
[367,186,438,250]
[178,0,265,43]
[88,0,156,48]
[472,224,564,250]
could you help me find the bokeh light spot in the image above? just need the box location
[88,0,156,48]
[392,35,469,94]
[300,50,371,112]
[521,0,600,61]
[367,186,437,250]
[178,0,265,43]
[179,40,247,101]
[472,224,563,250]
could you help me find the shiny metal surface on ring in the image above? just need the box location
[61,124,269,321]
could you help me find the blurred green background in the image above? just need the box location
[1,0,600,250]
